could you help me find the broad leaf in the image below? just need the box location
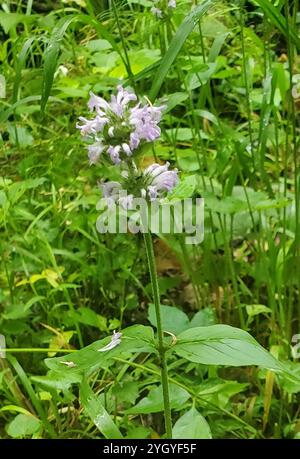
[148,305,215,335]
[45,325,156,378]
[174,325,283,369]
[197,379,248,409]
[126,383,190,414]
[173,408,212,439]
[148,304,190,335]
[6,414,41,439]
[190,308,216,328]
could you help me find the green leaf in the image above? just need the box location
[6,414,41,439]
[190,308,216,328]
[3,302,31,320]
[173,408,212,439]
[110,49,160,78]
[41,16,76,113]
[192,109,219,125]
[185,62,217,90]
[44,325,156,377]
[126,426,151,439]
[201,17,228,38]
[278,362,300,394]
[168,174,198,198]
[7,125,34,148]
[197,379,248,409]
[245,304,271,323]
[0,12,34,34]
[112,381,139,405]
[148,303,190,335]
[127,383,190,414]
[31,372,80,391]
[165,127,194,141]
[70,307,107,330]
[85,39,112,52]
[174,325,283,369]
[204,194,248,214]
[157,276,182,295]
[12,37,36,103]
[0,96,43,123]
[165,92,189,112]
[8,178,47,204]
[0,405,36,417]
[176,150,201,172]
[80,379,123,439]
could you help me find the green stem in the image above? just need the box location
[239,1,256,183]
[143,231,172,438]
[111,0,137,92]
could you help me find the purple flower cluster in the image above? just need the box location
[77,86,179,207]
[76,86,164,165]
[99,162,179,209]
[142,162,179,201]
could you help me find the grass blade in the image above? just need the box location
[12,37,37,103]
[7,354,57,438]
[254,0,300,51]
[149,0,217,101]
[80,379,123,439]
[41,16,76,113]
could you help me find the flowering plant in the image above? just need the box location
[76,85,179,437]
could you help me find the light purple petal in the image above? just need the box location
[151,7,163,17]
[122,143,132,156]
[88,91,109,112]
[144,162,179,196]
[168,0,176,8]
[108,126,115,137]
[87,142,104,165]
[129,132,140,150]
[99,180,122,198]
[107,145,121,164]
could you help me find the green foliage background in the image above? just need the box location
[0,0,299,439]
